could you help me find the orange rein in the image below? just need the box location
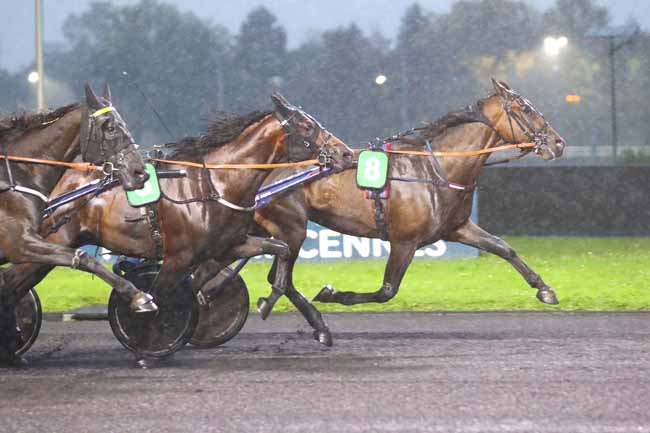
[386,142,535,157]
[148,158,321,170]
[0,143,535,173]
[149,143,536,170]
[0,155,100,171]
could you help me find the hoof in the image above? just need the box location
[130,292,159,313]
[313,329,333,347]
[257,297,272,320]
[313,284,334,303]
[537,289,559,305]
[0,354,28,368]
[133,357,158,369]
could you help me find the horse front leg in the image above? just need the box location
[447,220,558,304]
[314,242,417,305]
[5,231,158,312]
[226,236,291,320]
[264,225,332,345]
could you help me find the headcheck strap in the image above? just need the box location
[91,106,115,118]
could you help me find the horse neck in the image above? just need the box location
[3,107,83,193]
[434,122,501,185]
[204,115,286,204]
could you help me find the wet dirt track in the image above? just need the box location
[1,311,649,433]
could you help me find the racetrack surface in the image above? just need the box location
[1,312,649,433]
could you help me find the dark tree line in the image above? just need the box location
[1,0,648,157]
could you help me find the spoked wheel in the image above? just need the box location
[190,267,249,348]
[108,262,198,358]
[15,288,43,356]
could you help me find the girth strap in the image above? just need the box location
[143,203,163,259]
[372,193,389,241]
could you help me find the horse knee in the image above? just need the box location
[377,283,398,303]
[269,240,290,260]
[493,240,516,260]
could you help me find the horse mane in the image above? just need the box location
[166,110,272,158]
[0,103,81,142]
[394,94,495,145]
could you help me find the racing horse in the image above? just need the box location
[246,79,566,343]
[0,92,353,359]
[0,84,149,365]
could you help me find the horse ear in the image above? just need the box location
[85,83,102,109]
[102,83,112,102]
[491,78,506,95]
[271,91,293,116]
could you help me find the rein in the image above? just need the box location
[384,142,535,158]
[0,155,100,171]
[147,158,321,170]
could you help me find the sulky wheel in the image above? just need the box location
[190,267,249,348]
[15,288,43,356]
[108,262,198,358]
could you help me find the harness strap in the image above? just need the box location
[202,158,256,212]
[389,176,477,192]
[424,139,448,180]
[372,192,389,241]
[143,203,163,259]
[10,185,49,202]
[3,155,15,188]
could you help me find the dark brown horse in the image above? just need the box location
[0,84,149,365]
[1,92,353,358]
[247,80,566,344]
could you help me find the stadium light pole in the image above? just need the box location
[586,23,640,159]
[34,0,45,112]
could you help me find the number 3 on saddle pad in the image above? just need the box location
[126,163,161,207]
[356,150,389,190]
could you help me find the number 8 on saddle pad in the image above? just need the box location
[126,163,161,207]
[356,150,389,190]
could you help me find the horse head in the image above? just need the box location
[481,79,566,161]
[80,83,148,190]
[271,92,354,171]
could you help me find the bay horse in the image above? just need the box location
[0,92,353,359]
[247,79,566,344]
[0,84,149,366]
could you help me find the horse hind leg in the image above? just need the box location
[0,270,23,366]
[448,220,558,304]
[314,242,417,306]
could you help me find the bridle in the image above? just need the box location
[273,108,334,167]
[491,89,556,164]
[81,105,140,177]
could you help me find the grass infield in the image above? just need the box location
[33,237,650,312]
